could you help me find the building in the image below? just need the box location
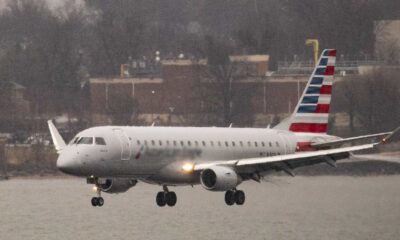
[89,54,316,126]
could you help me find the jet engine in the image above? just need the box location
[200,166,242,191]
[96,178,137,194]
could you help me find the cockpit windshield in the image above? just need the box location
[95,137,106,145]
[77,137,93,145]
[69,137,79,145]
[69,137,106,145]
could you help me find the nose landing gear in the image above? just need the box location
[87,176,105,207]
[91,187,104,207]
[225,189,245,206]
[91,196,104,207]
[156,186,177,207]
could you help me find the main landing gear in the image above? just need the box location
[156,186,177,207]
[224,189,245,206]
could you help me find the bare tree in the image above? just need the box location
[337,68,400,134]
[204,36,237,126]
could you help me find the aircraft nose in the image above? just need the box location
[57,152,81,175]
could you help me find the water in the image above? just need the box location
[1,176,400,240]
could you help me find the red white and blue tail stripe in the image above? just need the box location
[275,49,336,134]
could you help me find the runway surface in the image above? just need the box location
[1,176,400,240]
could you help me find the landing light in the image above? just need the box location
[182,163,194,173]
[92,186,98,192]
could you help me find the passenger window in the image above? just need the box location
[151,140,155,146]
[180,141,184,146]
[159,140,162,146]
[173,140,177,146]
[276,142,279,147]
[262,142,265,147]
[225,141,229,147]
[144,140,148,146]
[95,137,106,145]
[195,141,199,147]
[188,141,191,146]
[202,141,206,147]
[137,140,141,145]
[78,137,93,145]
[269,142,272,147]
[218,141,222,147]
[248,141,251,147]
[255,142,258,147]
[210,141,214,147]
[166,140,170,146]
[240,141,243,147]
[232,141,235,147]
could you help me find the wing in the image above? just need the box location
[194,143,375,174]
[193,128,399,178]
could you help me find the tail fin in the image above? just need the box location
[274,49,336,134]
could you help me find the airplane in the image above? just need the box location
[48,49,398,207]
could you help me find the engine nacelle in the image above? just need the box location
[96,178,137,194]
[200,166,242,191]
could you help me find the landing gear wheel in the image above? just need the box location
[91,197,99,207]
[225,190,235,206]
[91,197,104,207]
[156,192,166,207]
[234,190,245,205]
[166,192,177,207]
[97,197,104,207]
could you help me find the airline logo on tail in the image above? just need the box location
[289,49,336,134]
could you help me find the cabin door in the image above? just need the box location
[113,129,131,160]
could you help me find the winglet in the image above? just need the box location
[381,126,400,144]
[47,120,66,153]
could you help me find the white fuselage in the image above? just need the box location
[57,126,302,185]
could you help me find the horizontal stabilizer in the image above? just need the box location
[312,126,400,149]
[311,132,391,149]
